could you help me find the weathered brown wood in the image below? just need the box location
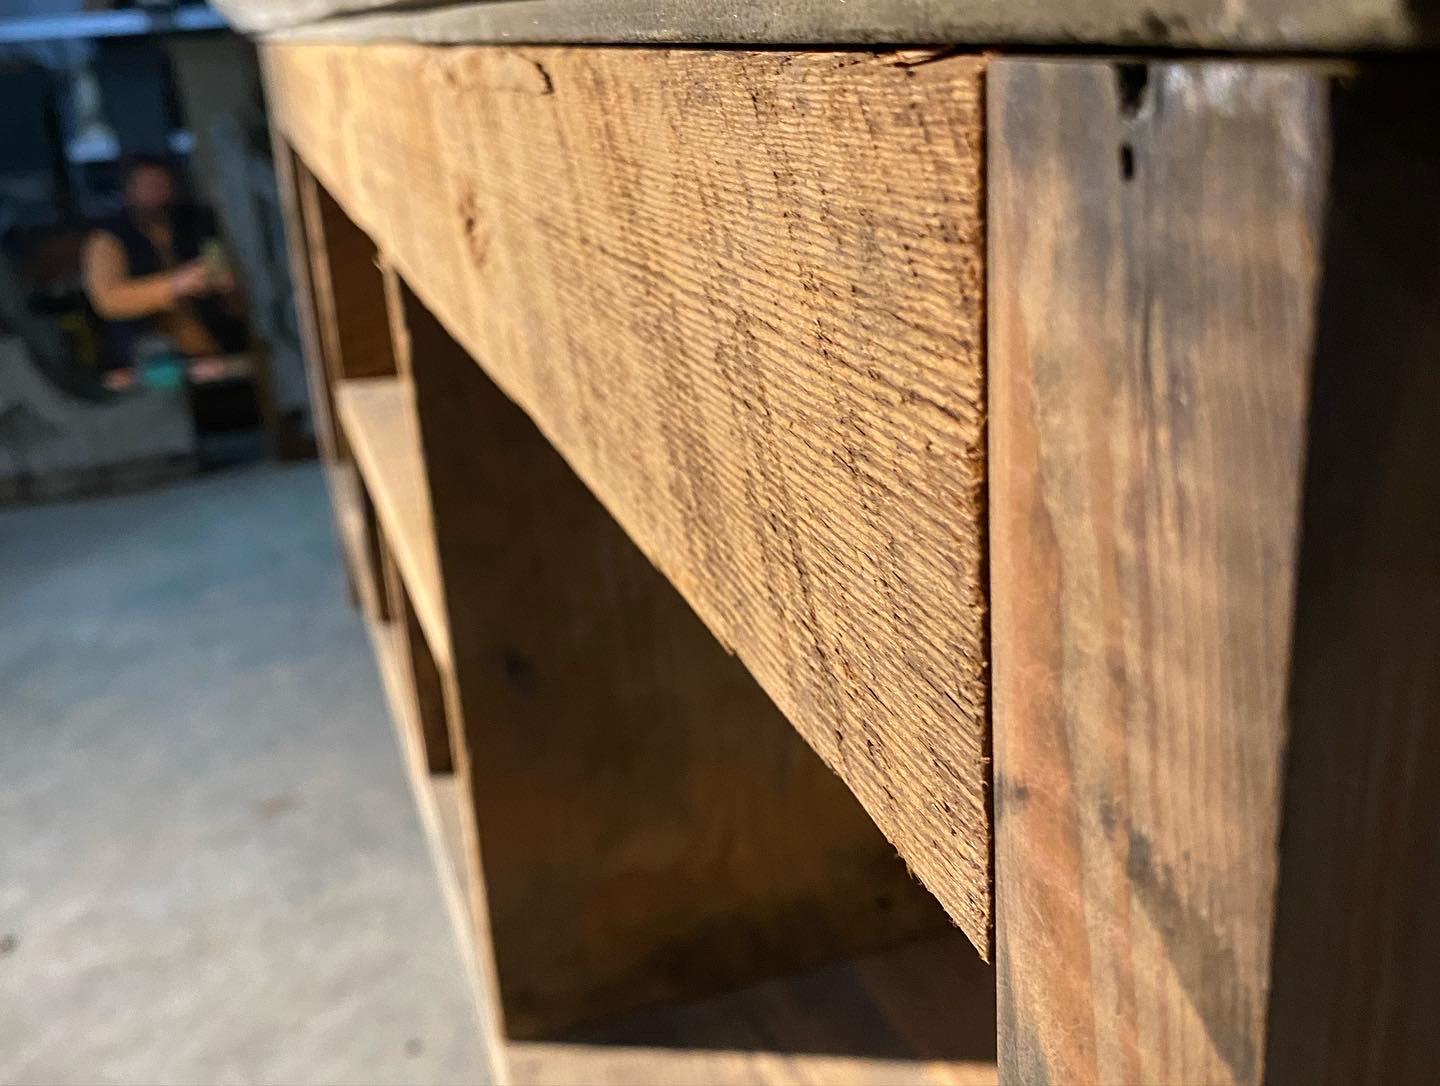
[217,0,1440,50]
[263,42,992,949]
[989,57,1319,1086]
[390,268,955,1037]
[989,58,1440,1086]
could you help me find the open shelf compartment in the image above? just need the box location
[283,147,998,1086]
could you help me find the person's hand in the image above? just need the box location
[187,356,229,382]
[209,267,237,294]
[102,367,137,392]
[170,259,212,299]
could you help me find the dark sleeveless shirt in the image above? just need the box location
[98,205,247,366]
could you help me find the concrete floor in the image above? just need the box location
[0,464,489,1085]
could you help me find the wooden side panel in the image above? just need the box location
[393,273,954,1037]
[990,58,1440,1086]
[989,60,1321,1086]
[1263,65,1440,1086]
[295,170,394,383]
[269,142,340,465]
[271,140,372,610]
[263,42,992,947]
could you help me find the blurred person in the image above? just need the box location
[82,155,247,389]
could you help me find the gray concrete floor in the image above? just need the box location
[0,464,489,1085]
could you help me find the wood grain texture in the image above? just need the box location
[990,58,1440,1086]
[989,60,1322,1086]
[391,269,956,1037]
[263,42,992,948]
[217,0,1440,50]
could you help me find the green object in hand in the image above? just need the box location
[202,238,231,280]
[142,352,186,391]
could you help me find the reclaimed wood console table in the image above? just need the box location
[221,1,1439,1081]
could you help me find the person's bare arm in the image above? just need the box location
[82,230,209,320]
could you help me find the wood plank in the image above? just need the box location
[329,461,385,620]
[269,140,340,466]
[512,933,997,1086]
[360,609,507,1083]
[216,0,1437,50]
[270,139,378,610]
[379,532,452,773]
[511,1045,966,1086]
[988,57,1319,1086]
[392,268,957,1038]
[355,476,390,623]
[989,58,1440,1086]
[334,376,450,668]
[263,42,992,950]
[428,774,468,909]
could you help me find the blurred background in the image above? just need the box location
[0,0,311,485]
[0,3,488,1082]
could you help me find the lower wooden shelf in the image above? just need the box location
[362,590,996,1086]
[508,1043,994,1086]
[335,375,450,668]
[360,605,507,1083]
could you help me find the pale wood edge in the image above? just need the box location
[334,376,452,669]
[509,1041,999,1086]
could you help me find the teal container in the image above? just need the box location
[141,353,186,391]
